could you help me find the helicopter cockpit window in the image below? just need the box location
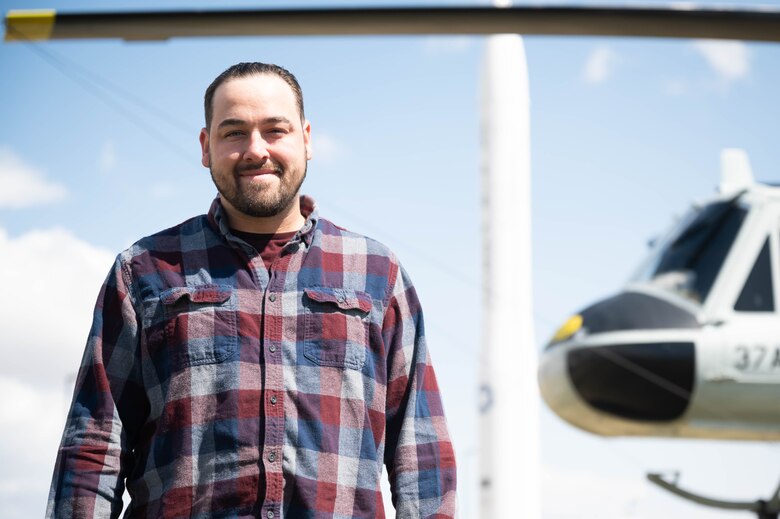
[734,238,774,312]
[634,199,748,304]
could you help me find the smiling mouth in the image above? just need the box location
[239,169,276,177]
[237,162,282,177]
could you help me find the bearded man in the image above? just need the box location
[46,62,457,519]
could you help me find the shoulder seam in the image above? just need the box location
[119,253,140,308]
[382,254,400,309]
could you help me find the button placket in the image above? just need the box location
[261,264,285,515]
[267,286,278,355]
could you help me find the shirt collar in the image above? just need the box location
[207,194,319,249]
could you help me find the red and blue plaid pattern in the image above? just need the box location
[47,196,457,518]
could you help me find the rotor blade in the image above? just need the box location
[5,6,780,43]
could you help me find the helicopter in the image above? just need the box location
[539,149,780,516]
[539,148,780,442]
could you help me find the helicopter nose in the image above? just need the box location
[539,338,696,429]
[540,290,699,427]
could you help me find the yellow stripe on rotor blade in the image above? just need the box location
[4,10,56,42]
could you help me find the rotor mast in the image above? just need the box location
[479,1,540,515]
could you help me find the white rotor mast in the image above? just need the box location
[479,1,539,516]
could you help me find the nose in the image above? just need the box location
[243,131,270,163]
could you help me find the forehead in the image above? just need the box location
[212,73,298,120]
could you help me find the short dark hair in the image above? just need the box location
[203,62,305,129]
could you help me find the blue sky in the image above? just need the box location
[2,1,780,517]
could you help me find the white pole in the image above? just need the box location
[479,32,540,519]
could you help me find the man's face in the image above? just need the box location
[200,73,312,219]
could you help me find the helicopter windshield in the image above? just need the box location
[632,197,748,305]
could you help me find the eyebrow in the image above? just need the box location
[217,116,293,129]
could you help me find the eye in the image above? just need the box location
[225,130,245,138]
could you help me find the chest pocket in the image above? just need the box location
[303,287,372,370]
[156,284,238,368]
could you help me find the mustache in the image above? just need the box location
[236,161,283,174]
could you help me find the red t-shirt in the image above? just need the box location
[231,229,298,270]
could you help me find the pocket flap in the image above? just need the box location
[304,287,372,313]
[160,284,232,305]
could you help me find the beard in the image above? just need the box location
[210,158,307,218]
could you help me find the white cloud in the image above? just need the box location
[99,140,117,174]
[0,377,66,518]
[692,40,750,83]
[583,45,619,85]
[423,36,474,56]
[0,226,113,388]
[0,148,67,209]
[0,227,113,516]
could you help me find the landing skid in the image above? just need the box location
[647,472,780,519]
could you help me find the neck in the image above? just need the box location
[220,196,305,234]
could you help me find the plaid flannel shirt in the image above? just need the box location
[47,195,456,518]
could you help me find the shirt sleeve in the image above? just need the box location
[46,255,147,519]
[382,264,457,519]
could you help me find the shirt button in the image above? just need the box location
[270,395,277,405]
[268,452,276,462]
[269,294,276,302]
[269,345,277,353]
[337,296,345,303]
[267,511,274,519]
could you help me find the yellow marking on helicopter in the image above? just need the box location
[4,10,56,42]
[552,314,582,343]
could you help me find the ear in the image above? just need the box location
[303,120,312,160]
[199,127,210,167]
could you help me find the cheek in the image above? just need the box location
[277,143,308,162]
[212,146,243,164]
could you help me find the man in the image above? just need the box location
[47,62,457,518]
